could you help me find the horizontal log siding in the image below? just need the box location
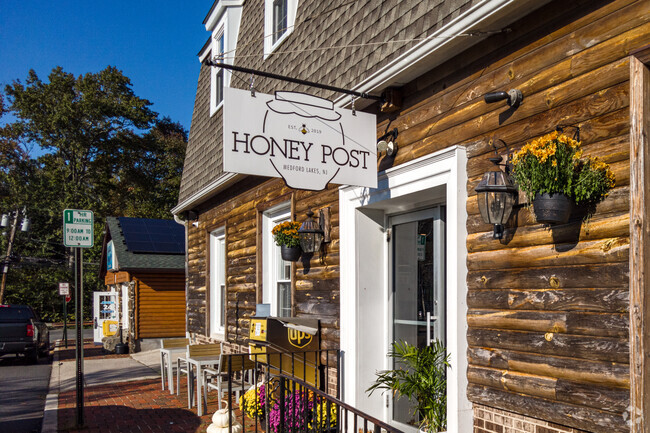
[135,272,186,339]
[373,0,646,431]
[186,177,339,349]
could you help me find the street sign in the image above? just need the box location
[59,282,70,296]
[63,209,94,248]
[65,295,71,303]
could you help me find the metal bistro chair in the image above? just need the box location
[203,353,256,413]
[159,338,189,394]
[177,343,222,409]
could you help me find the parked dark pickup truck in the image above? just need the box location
[0,304,49,363]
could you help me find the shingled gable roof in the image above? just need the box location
[176,0,548,212]
[99,217,185,279]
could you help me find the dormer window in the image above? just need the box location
[214,30,225,106]
[200,0,244,117]
[264,0,298,58]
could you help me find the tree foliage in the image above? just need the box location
[0,66,187,320]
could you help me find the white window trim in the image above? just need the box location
[210,15,230,116]
[262,204,292,316]
[210,228,226,339]
[264,0,299,59]
[339,145,471,433]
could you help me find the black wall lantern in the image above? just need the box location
[298,208,328,253]
[475,141,518,239]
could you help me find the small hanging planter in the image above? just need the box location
[512,130,615,227]
[272,221,302,262]
[280,244,302,262]
[532,193,572,225]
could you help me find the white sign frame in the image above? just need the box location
[223,88,377,191]
[63,209,94,248]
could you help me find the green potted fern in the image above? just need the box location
[367,340,450,433]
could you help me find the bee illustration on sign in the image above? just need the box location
[288,328,313,349]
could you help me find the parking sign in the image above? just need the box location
[63,209,94,248]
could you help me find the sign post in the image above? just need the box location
[59,282,70,348]
[63,209,93,428]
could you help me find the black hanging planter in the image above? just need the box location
[280,245,302,262]
[532,193,572,224]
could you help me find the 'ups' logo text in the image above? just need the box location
[288,329,313,349]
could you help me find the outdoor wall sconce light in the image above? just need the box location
[298,208,330,253]
[377,128,398,157]
[484,89,524,107]
[475,140,518,239]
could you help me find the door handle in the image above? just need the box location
[426,312,438,345]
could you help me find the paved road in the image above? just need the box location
[50,326,93,346]
[0,352,52,433]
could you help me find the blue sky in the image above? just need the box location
[0,1,210,146]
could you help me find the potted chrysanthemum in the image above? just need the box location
[512,131,615,224]
[272,221,302,261]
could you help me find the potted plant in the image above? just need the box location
[511,130,615,224]
[272,221,302,261]
[367,340,450,433]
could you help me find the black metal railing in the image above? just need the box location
[204,350,404,433]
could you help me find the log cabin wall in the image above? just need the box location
[370,0,646,431]
[135,272,186,339]
[186,176,340,351]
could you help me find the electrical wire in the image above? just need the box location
[216,30,506,62]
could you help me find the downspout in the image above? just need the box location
[174,214,190,339]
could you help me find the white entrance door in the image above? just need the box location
[93,291,118,343]
[389,206,446,427]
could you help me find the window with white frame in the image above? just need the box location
[210,228,226,338]
[263,205,293,317]
[264,0,299,57]
[201,1,243,116]
[214,29,225,106]
[210,23,227,115]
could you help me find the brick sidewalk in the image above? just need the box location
[57,379,214,432]
[54,340,259,433]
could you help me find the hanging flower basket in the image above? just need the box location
[280,245,302,262]
[512,130,615,225]
[532,193,572,224]
[272,221,302,261]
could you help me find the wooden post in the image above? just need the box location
[629,53,650,433]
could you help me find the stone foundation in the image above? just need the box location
[474,404,588,433]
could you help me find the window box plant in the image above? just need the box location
[367,340,450,433]
[512,131,615,224]
[272,221,302,261]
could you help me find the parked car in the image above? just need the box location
[0,304,50,363]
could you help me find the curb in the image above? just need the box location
[41,340,61,433]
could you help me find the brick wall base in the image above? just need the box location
[474,404,588,433]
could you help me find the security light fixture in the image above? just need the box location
[377,128,398,157]
[475,141,518,239]
[484,89,523,107]
[298,208,326,253]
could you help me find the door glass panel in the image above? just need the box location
[391,207,445,426]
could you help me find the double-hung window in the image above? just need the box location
[214,30,225,106]
[263,205,293,317]
[201,0,243,116]
[210,229,226,338]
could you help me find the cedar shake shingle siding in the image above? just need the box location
[177,0,475,205]
[178,62,224,203]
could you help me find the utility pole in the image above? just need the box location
[0,210,20,304]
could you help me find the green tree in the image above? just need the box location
[0,66,187,317]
